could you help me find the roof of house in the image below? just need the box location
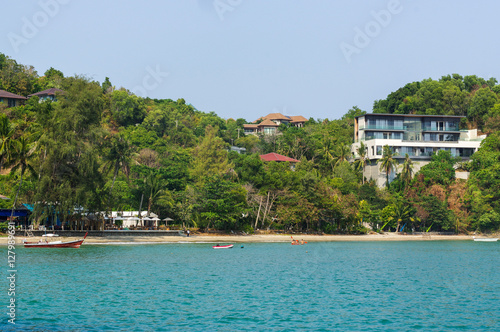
[260,153,300,163]
[0,89,27,100]
[28,88,64,97]
[243,124,259,128]
[263,113,292,121]
[259,119,279,127]
[289,115,308,123]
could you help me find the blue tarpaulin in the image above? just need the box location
[0,210,29,217]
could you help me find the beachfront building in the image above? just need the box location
[243,113,308,135]
[28,88,64,102]
[351,113,485,187]
[0,89,27,108]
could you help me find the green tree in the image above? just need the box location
[468,87,498,128]
[102,134,134,193]
[0,115,15,171]
[191,125,232,184]
[8,136,37,219]
[418,150,459,186]
[197,175,246,230]
[399,153,414,188]
[354,141,368,184]
[110,89,147,127]
[379,145,398,187]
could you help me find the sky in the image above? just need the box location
[2,0,500,122]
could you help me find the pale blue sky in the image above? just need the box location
[2,0,499,121]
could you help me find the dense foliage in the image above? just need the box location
[1,53,499,233]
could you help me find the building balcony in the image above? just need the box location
[359,125,405,131]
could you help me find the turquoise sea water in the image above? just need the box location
[1,241,499,331]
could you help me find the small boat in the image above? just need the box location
[24,233,88,248]
[473,237,498,242]
[212,244,234,249]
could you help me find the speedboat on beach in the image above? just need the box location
[23,233,88,248]
[212,244,234,249]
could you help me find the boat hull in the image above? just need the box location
[23,232,88,248]
[213,245,234,249]
[473,238,498,242]
[24,239,85,248]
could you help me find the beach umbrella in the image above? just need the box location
[151,217,160,227]
[163,217,173,226]
[142,216,152,227]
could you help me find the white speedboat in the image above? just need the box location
[473,237,498,242]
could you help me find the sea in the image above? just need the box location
[1,241,499,331]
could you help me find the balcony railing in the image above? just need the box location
[359,125,405,131]
[360,125,461,132]
[421,126,460,132]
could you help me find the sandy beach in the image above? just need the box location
[0,232,479,245]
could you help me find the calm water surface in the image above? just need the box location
[1,241,499,331]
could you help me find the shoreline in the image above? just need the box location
[0,233,482,245]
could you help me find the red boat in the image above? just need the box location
[23,233,88,248]
[212,244,234,249]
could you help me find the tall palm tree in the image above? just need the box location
[333,144,351,168]
[400,153,414,187]
[0,115,15,172]
[379,145,398,187]
[102,134,134,193]
[354,141,368,184]
[9,136,37,220]
[317,138,335,172]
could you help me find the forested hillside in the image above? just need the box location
[1,53,499,233]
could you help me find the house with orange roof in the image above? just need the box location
[243,113,307,135]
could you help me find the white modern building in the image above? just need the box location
[351,113,486,187]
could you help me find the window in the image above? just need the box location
[376,146,382,155]
[8,99,16,107]
[263,127,275,135]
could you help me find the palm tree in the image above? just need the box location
[354,141,368,184]
[392,200,413,233]
[379,145,398,187]
[0,115,15,172]
[145,171,163,217]
[332,144,351,168]
[102,134,134,193]
[317,138,335,172]
[9,136,37,221]
[400,153,414,187]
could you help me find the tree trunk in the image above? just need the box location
[254,196,263,229]
[9,171,24,223]
[261,192,270,229]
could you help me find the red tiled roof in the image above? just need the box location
[260,153,300,163]
[28,88,63,97]
[259,119,279,127]
[262,113,291,121]
[290,115,307,122]
[0,89,27,100]
[243,124,259,128]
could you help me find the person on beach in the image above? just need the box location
[187,230,190,237]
